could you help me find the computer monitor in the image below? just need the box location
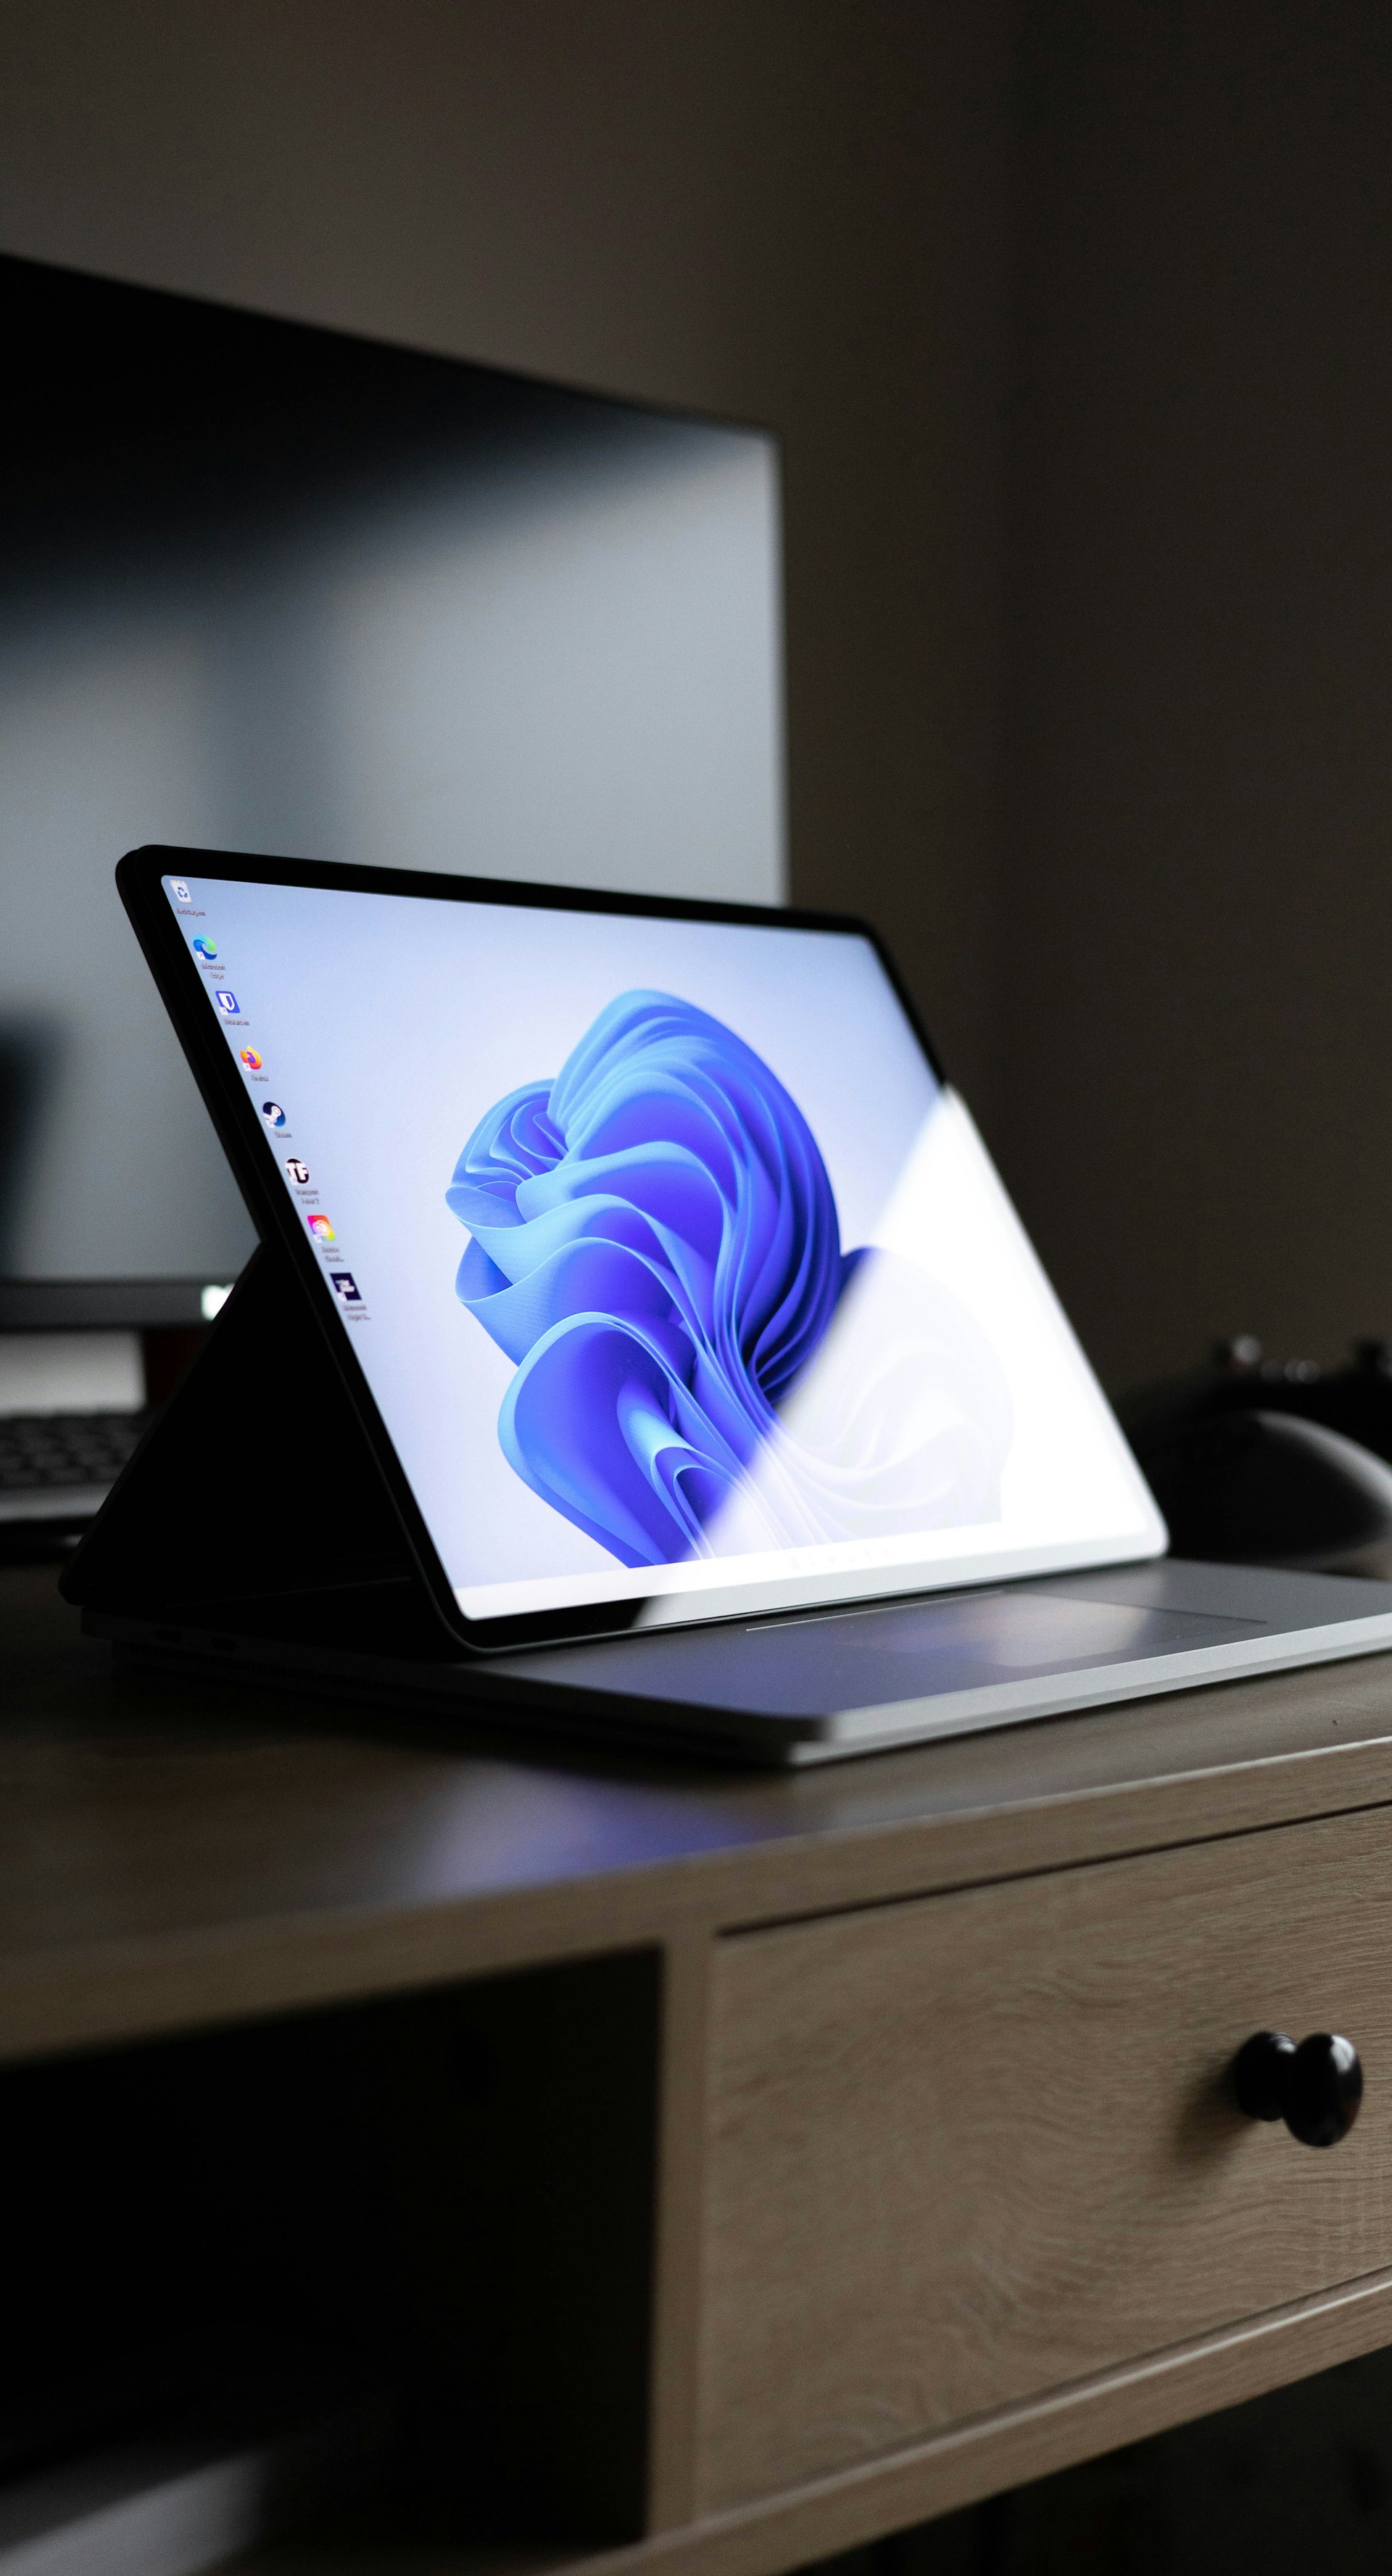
[0,253,784,1336]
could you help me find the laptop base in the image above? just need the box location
[65,1248,1392,1767]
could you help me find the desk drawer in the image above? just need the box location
[696,1807,1392,2511]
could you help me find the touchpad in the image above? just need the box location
[866,1589,1263,1669]
[732,1585,1269,1714]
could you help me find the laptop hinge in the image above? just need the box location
[59,1240,424,1623]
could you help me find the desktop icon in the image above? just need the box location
[261,1099,288,1129]
[192,936,218,962]
[170,880,192,904]
[285,1157,310,1185]
[306,1213,336,1242]
[213,989,240,1016]
[239,1047,262,1071]
[330,1271,363,1307]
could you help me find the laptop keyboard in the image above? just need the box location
[0,1410,148,1496]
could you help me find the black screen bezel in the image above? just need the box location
[119,841,953,1654]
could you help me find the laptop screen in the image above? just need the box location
[160,869,1164,1627]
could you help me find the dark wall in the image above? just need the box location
[0,0,1013,1114]
[998,1,1392,1393]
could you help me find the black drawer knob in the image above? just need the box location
[1232,2029,1363,2147]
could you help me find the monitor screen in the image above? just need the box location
[160,868,1164,1627]
[0,256,782,1319]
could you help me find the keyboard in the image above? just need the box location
[0,1409,149,1524]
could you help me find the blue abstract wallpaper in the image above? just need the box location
[447,991,1011,1569]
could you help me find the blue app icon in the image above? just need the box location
[213,989,240,1015]
[192,936,218,962]
[261,1099,287,1129]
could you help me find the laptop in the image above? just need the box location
[63,846,1392,1764]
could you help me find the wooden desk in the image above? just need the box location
[9,1561,1392,2575]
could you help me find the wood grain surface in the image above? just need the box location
[12,1566,1392,2572]
[697,1803,1392,2509]
[647,1933,716,2531]
[218,2267,1392,2576]
[11,1563,1392,2063]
